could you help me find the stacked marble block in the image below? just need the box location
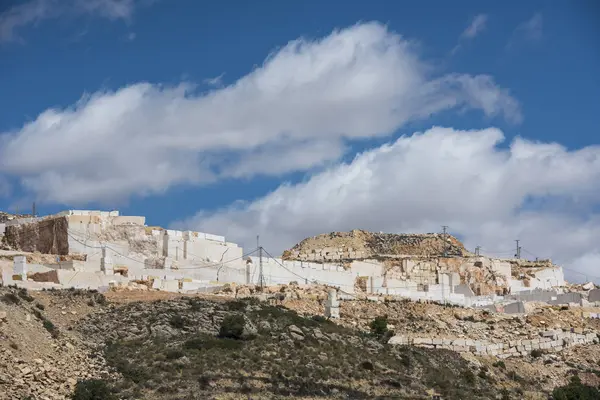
[325,289,340,319]
[389,328,599,358]
[100,247,114,275]
[13,256,27,279]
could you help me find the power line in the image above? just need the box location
[258,235,265,289]
[177,248,259,270]
[441,225,449,257]
[67,228,257,271]
[261,247,312,283]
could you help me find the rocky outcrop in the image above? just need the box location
[284,230,469,262]
[389,329,600,358]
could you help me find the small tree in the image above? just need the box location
[552,375,600,400]
[370,315,389,338]
[219,314,246,340]
[71,379,116,400]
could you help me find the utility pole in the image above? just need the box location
[441,226,449,257]
[475,246,481,256]
[515,240,521,259]
[32,202,36,218]
[257,235,264,288]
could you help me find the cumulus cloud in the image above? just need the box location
[0,22,520,204]
[177,127,600,283]
[0,0,142,43]
[452,14,488,54]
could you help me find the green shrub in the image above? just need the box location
[312,315,328,323]
[226,300,247,311]
[94,294,108,306]
[169,315,186,329]
[508,370,524,382]
[188,298,203,311]
[218,314,245,340]
[184,336,243,351]
[17,289,34,302]
[43,319,59,338]
[32,308,44,320]
[360,361,374,371]
[493,360,506,369]
[552,375,600,400]
[464,370,476,384]
[165,349,184,360]
[369,315,389,338]
[530,349,543,358]
[2,292,20,305]
[71,379,116,400]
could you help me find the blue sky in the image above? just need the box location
[1,0,599,281]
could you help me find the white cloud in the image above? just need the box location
[0,22,520,204]
[462,14,488,39]
[452,14,488,54]
[203,73,225,88]
[177,127,600,283]
[75,0,136,20]
[518,13,543,42]
[507,13,543,49]
[0,0,141,43]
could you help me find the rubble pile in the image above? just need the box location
[282,297,600,348]
[0,287,113,400]
[213,282,337,301]
[0,212,33,224]
[108,280,151,292]
[367,232,467,257]
[0,251,87,264]
[285,230,469,261]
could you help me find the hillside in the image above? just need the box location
[77,296,506,399]
[1,286,600,399]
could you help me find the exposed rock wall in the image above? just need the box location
[3,217,69,255]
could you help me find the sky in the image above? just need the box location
[1,0,599,282]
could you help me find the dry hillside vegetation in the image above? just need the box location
[2,287,600,399]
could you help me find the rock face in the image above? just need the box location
[3,217,69,254]
[284,230,468,262]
